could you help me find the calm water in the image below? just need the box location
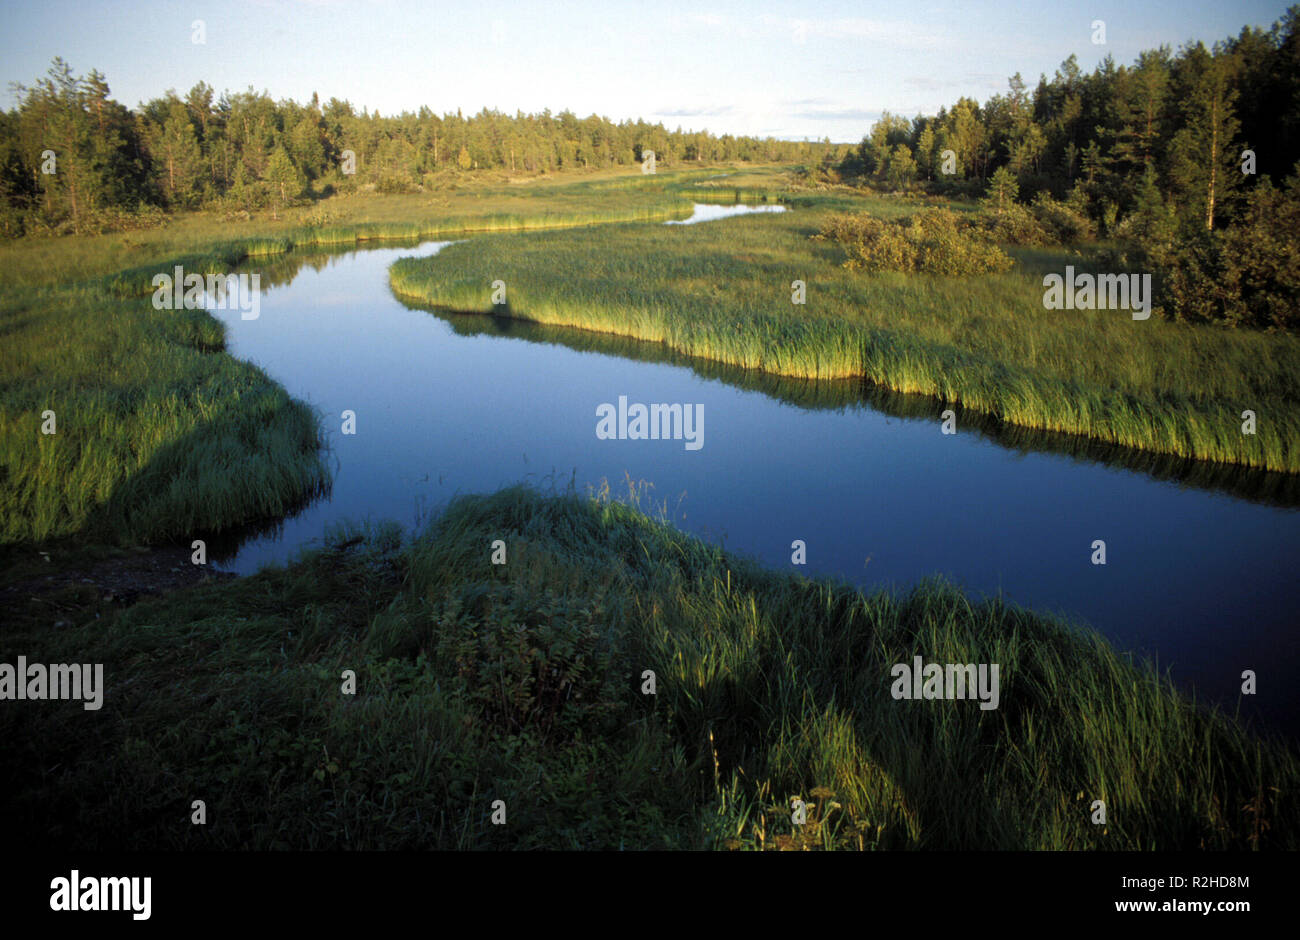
[665,202,786,224]
[208,212,1300,736]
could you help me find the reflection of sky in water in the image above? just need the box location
[664,202,787,224]
[208,238,1300,738]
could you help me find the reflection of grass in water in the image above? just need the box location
[412,304,1300,507]
[4,484,1296,849]
[390,202,1300,474]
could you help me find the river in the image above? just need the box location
[206,206,1300,736]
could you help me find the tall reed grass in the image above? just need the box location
[3,485,1294,849]
[0,287,329,545]
[390,208,1300,473]
[0,169,743,544]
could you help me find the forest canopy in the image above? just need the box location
[821,5,1300,329]
[0,63,829,236]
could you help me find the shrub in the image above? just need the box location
[78,203,169,235]
[1216,178,1300,331]
[820,208,1015,275]
[978,202,1054,245]
[1111,173,1300,330]
[1030,193,1095,244]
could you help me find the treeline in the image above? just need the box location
[0,59,827,236]
[829,5,1300,329]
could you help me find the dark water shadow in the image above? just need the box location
[398,300,1300,509]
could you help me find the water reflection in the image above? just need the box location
[665,202,788,224]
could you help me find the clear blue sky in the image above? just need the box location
[0,0,1289,142]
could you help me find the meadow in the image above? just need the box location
[2,484,1294,850]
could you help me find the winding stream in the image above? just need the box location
[206,206,1300,736]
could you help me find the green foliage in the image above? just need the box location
[1167,51,1243,233]
[264,146,306,208]
[4,485,1297,850]
[820,208,1015,275]
[882,143,917,189]
[0,282,328,545]
[983,166,1019,212]
[0,60,835,235]
[1217,176,1300,329]
[828,4,1300,327]
[978,202,1054,246]
[1118,172,1300,330]
[1030,192,1094,244]
[418,583,626,742]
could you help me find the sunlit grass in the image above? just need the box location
[3,485,1294,849]
[0,167,768,544]
[391,199,1300,473]
[0,287,329,544]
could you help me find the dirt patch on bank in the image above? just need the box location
[1,543,237,620]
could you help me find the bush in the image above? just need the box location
[0,202,26,239]
[820,208,1015,275]
[1030,193,1095,244]
[1216,178,1300,330]
[78,203,169,235]
[1112,174,1300,330]
[978,202,1054,245]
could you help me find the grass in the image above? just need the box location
[2,484,1294,850]
[0,164,740,290]
[2,166,1295,851]
[0,285,329,545]
[0,165,759,546]
[388,190,1300,473]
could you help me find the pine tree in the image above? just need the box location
[1169,51,1242,232]
[985,166,1019,213]
[915,125,936,179]
[264,146,304,207]
[289,116,326,180]
[885,144,917,189]
[154,105,204,208]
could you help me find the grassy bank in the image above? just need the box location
[0,287,330,545]
[2,485,1294,850]
[389,196,1300,474]
[0,165,730,290]
[0,167,741,546]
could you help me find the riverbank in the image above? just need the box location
[7,164,1296,552]
[3,485,1295,849]
[0,167,731,546]
[388,190,1300,474]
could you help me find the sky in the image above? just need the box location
[0,0,1290,142]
